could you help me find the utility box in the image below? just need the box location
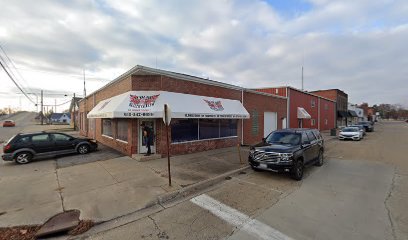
[330,128,337,136]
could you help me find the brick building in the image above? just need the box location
[79,65,287,157]
[255,87,336,131]
[310,89,348,127]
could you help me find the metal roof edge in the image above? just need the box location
[244,89,287,99]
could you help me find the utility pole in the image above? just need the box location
[41,90,44,125]
[83,69,86,98]
[73,92,76,131]
[54,99,57,113]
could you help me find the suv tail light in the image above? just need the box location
[3,144,11,152]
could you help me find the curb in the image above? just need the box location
[154,164,250,206]
[70,164,250,239]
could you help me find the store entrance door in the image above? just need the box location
[139,119,156,154]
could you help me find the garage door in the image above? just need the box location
[264,112,277,137]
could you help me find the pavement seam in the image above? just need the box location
[97,162,119,183]
[231,176,284,194]
[385,167,398,240]
[54,167,66,212]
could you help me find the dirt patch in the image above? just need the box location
[68,220,94,235]
[0,225,40,240]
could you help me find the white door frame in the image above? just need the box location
[138,119,156,154]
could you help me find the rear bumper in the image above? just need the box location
[1,153,13,161]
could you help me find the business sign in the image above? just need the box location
[129,94,160,109]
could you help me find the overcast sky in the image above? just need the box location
[0,0,407,112]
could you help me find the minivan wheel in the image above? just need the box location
[315,150,324,167]
[291,159,304,181]
[77,144,90,154]
[15,152,33,164]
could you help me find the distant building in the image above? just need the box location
[255,86,336,131]
[50,113,71,124]
[310,89,348,127]
[348,103,364,124]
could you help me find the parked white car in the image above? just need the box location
[339,127,362,141]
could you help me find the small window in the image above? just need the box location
[102,119,113,137]
[116,119,128,142]
[325,119,328,125]
[52,134,71,141]
[311,119,316,126]
[311,99,316,108]
[32,134,50,142]
[275,89,279,94]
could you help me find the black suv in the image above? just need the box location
[248,128,324,180]
[357,121,374,132]
[2,132,98,164]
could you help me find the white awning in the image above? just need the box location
[87,91,250,119]
[297,107,311,119]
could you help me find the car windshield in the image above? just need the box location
[342,128,359,132]
[266,132,301,145]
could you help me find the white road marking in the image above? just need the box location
[190,194,293,240]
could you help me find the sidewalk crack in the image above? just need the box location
[385,168,397,240]
[148,215,169,239]
[55,168,65,212]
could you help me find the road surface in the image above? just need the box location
[85,121,407,240]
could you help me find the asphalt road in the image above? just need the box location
[86,121,408,240]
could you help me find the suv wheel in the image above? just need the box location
[15,152,33,164]
[77,144,90,154]
[291,159,304,181]
[315,150,324,167]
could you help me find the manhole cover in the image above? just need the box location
[36,210,80,238]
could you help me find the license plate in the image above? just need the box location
[259,163,267,169]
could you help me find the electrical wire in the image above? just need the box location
[0,58,36,104]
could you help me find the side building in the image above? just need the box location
[310,89,348,127]
[78,65,287,157]
[254,86,336,131]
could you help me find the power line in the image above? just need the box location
[0,58,35,104]
[0,45,32,93]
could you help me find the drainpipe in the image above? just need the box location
[287,87,290,128]
[93,94,96,138]
[241,87,244,145]
[318,97,321,130]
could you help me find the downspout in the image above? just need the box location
[93,94,96,138]
[287,87,290,128]
[241,87,244,145]
[318,97,321,130]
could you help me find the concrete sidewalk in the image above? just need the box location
[0,146,249,227]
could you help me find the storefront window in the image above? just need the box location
[199,119,220,139]
[102,119,113,137]
[171,119,198,143]
[116,119,128,142]
[171,119,238,143]
[220,119,238,137]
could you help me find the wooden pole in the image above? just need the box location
[165,104,171,186]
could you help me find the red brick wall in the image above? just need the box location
[319,98,336,130]
[288,88,320,129]
[242,91,287,145]
[311,90,337,101]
